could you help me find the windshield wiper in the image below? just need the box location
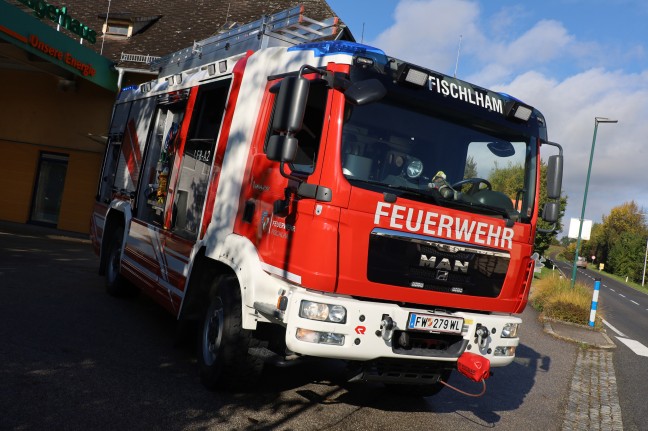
[346,178,441,204]
[450,198,517,224]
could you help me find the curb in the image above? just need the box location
[542,318,617,349]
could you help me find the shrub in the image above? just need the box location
[530,275,603,328]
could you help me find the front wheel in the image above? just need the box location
[198,275,265,390]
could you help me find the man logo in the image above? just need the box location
[419,254,469,273]
[436,270,449,281]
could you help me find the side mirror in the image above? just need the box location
[546,155,563,200]
[265,135,298,162]
[272,76,310,134]
[344,79,387,106]
[542,201,559,224]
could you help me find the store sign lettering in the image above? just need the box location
[29,34,96,77]
[17,0,97,44]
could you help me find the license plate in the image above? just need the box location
[407,313,463,334]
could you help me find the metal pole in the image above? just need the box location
[570,118,617,288]
[642,237,647,287]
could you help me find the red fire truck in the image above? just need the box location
[90,6,563,394]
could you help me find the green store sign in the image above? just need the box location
[17,0,97,44]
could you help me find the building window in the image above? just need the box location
[105,24,130,36]
[30,152,69,226]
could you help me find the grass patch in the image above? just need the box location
[530,274,604,329]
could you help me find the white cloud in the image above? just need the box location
[496,68,648,223]
[369,0,484,76]
[371,0,648,225]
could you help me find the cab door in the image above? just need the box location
[123,90,190,310]
[236,76,339,292]
[161,78,232,311]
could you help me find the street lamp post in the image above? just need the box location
[570,117,618,289]
[642,237,647,286]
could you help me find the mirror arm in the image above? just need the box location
[540,139,563,157]
[278,161,303,184]
[299,65,325,79]
[536,224,557,234]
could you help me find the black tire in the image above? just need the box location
[104,226,136,297]
[384,369,452,398]
[198,275,265,390]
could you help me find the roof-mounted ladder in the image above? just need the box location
[150,5,341,77]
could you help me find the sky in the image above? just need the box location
[327,0,648,234]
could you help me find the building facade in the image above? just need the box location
[0,0,345,234]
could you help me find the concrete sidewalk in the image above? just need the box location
[544,318,616,349]
[542,318,622,430]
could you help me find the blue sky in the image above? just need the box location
[327,0,648,233]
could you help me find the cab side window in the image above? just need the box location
[171,79,230,239]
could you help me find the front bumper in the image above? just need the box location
[282,289,521,367]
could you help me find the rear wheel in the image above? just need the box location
[198,275,265,390]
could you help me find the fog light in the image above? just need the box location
[494,346,516,356]
[501,323,519,338]
[296,328,345,346]
[296,328,320,343]
[299,300,347,323]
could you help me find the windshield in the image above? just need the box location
[341,100,538,223]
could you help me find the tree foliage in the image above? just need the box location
[464,155,478,179]
[582,201,647,282]
[488,160,566,256]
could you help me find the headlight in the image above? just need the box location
[501,323,519,338]
[299,300,347,323]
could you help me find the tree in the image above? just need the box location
[582,222,604,263]
[596,201,648,276]
[488,160,567,256]
[464,155,478,179]
[608,232,646,282]
[560,236,574,247]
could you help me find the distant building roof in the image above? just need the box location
[7,0,352,70]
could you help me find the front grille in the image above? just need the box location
[391,330,467,357]
[367,229,510,298]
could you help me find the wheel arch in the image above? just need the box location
[179,248,238,322]
[98,206,129,275]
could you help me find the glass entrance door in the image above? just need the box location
[30,152,69,226]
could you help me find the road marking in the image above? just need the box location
[631,300,639,305]
[619,294,626,298]
[615,337,648,357]
[609,288,615,292]
[603,319,627,337]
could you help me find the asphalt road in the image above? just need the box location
[552,261,648,431]
[1,223,578,431]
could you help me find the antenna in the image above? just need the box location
[100,0,112,55]
[361,22,365,43]
[454,34,462,78]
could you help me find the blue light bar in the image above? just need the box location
[498,92,524,104]
[288,40,386,58]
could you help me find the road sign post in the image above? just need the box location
[589,278,601,327]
